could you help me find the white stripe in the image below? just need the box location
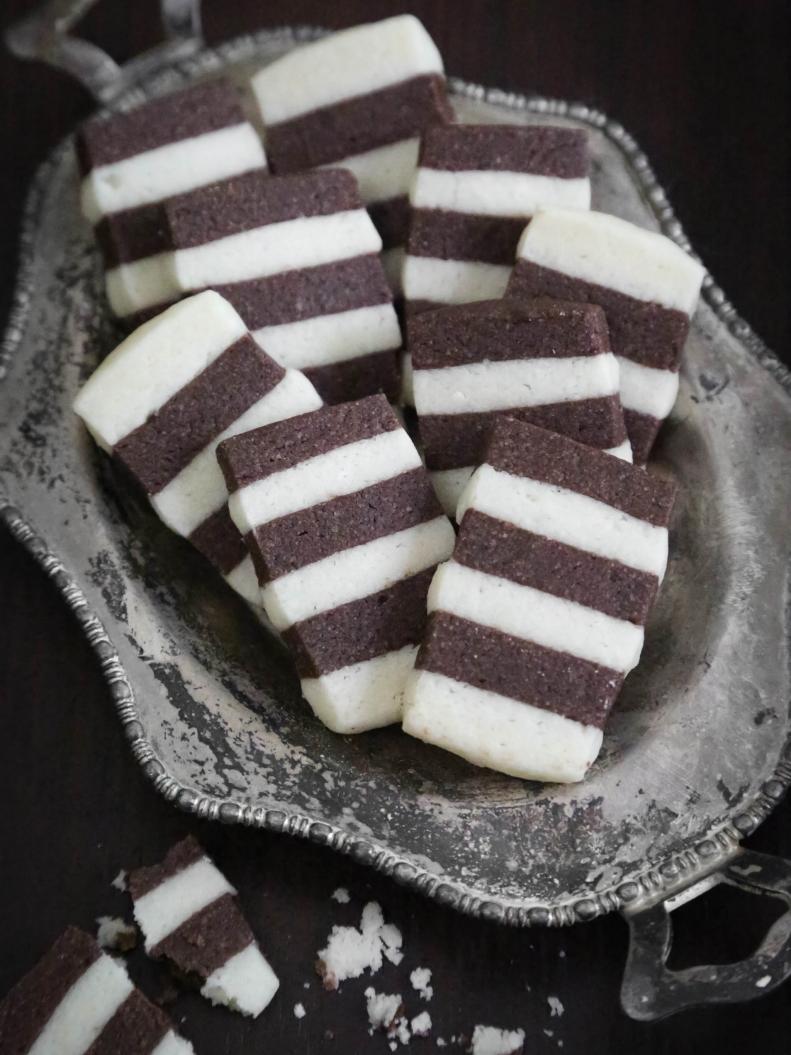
[429,561,644,672]
[201,943,280,1018]
[617,356,679,419]
[516,208,705,315]
[411,168,590,216]
[402,255,511,304]
[252,15,443,125]
[229,429,422,534]
[224,555,262,607]
[325,138,420,204]
[173,209,382,290]
[151,370,322,537]
[133,857,235,951]
[262,517,454,630]
[458,464,668,578]
[381,246,406,295]
[403,669,602,783]
[301,646,418,733]
[413,354,619,415]
[151,1032,196,1055]
[431,466,475,517]
[105,253,179,318]
[29,953,134,1055]
[606,439,634,462]
[73,291,247,451]
[81,125,266,223]
[254,304,401,371]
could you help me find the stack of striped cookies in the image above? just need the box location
[73,14,706,785]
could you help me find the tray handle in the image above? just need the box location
[620,848,791,1020]
[4,0,203,103]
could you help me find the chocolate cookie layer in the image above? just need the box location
[409,209,527,264]
[190,505,249,576]
[86,990,170,1055]
[419,124,589,176]
[368,197,412,250]
[151,893,254,979]
[303,349,401,405]
[94,203,170,268]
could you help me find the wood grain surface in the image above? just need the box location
[0,2,788,1053]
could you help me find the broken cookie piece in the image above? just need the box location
[164,169,402,402]
[129,836,278,1018]
[410,297,631,516]
[403,417,676,782]
[72,291,322,604]
[250,15,453,294]
[218,395,455,733]
[507,207,705,462]
[0,926,194,1053]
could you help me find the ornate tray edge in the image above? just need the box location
[1,27,791,928]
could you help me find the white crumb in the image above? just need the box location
[293,1003,306,1019]
[111,869,127,892]
[317,902,402,989]
[436,1040,447,1048]
[547,995,564,1017]
[755,974,772,988]
[470,1024,525,1055]
[390,1044,398,1053]
[543,1029,554,1038]
[331,887,351,904]
[365,987,403,1032]
[96,916,137,951]
[410,966,433,1001]
[411,1011,432,1036]
[303,981,310,989]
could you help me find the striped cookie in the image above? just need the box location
[507,208,706,462]
[217,395,456,733]
[129,837,278,1019]
[0,926,193,1054]
[76,79,266,321]
[163,169,402,403]
[403,417,676,783]
[410,298,631,516]
[250,15,453,294]
[72,291,322,604]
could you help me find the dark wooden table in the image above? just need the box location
[1,2,788,1053]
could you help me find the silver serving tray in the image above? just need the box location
[3,2,791,1020]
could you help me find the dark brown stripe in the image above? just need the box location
[404,298,446,317]
[368,196,411,249]
[417,612,622,728]
[190,505,248,576]
[265,74,452,173]
[485,417,677,526]
[409,297,611,367]
[218,394,398,490]
[304,348,401,405]
[216,253,391,330]
[419,124,589,177]
[86,989,171,1055]
[95,202,170,267]
[0,927,101,1054]
[507,259,690,371]
[420,399,628,471]
[128,835,205,900]
[623,408,662,465]
[284,569,434,677]
[166,168,360,249]
[408,209,525,264]
[150,893,254,980]
[116,336,285,496]
[119,299,182,330]
[249,469,441,581]
[76,79,246,174]
[455,510,658,623]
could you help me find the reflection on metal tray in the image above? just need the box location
[2,0,791,1020]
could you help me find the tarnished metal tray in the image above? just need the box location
[3,2,791,1020]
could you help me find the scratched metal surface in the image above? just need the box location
[1,27,790,928]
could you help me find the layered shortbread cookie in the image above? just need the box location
[403,125,590,314]
[73,291,321,604]
[218,395,455,733]
[164,169,402,402]
[403,418,676,782]
[250,15,453,292]
[507,208,706,462]
[0,926,194,1054]
[76,79,266,321]
[129,837,278,1018]
[411,298,631,515]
